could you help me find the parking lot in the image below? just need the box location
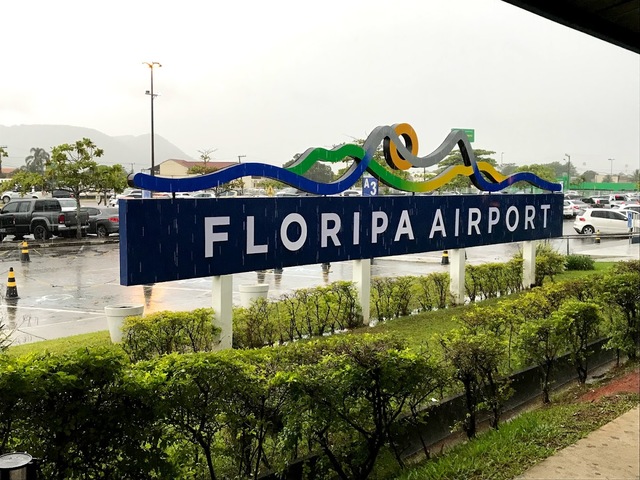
[1,219,637,346]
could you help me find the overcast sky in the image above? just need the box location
[1,0,638,175]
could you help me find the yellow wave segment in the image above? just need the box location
[426,162,507,191]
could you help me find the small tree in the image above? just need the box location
[517,315,566,403]
[599,271,640,361]
[46,138,104,238]
[439,328,508,437]
[94,164,128,205]
[283,335,439,479]
[555,300,602,384]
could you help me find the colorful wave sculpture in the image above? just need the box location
[128,123,562,194]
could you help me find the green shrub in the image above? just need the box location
[513,242,565,286]
[565,254,595,271]
[122,308,220,362]
[233,298,279,348]
[0,348,173,479]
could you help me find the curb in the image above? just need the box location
[0,237,120,252]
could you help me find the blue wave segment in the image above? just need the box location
[474,171,562,192]
[453,131,562,193]
[129,154,372,195]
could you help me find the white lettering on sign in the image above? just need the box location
[353,212,360,245]
[541,204,550,228]
[506,206,519,232]
[281,213,307,251]
[488,207,500,234]
[247,216,268,254]
[202,202,558,260]
[204,216,230,258]
[321,213,342,247]
[430,209,447,238]
[394,210,414,241]
[371,211,388,243]
[468,208,482,235]
[524,206,536,230]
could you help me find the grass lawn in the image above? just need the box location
[4,261,617,358]
[390,365,639,480]
[6,330,116,357]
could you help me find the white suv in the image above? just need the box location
[573,208,635,235]
[1,190,41,204]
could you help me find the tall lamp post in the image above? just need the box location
[143,62,161,176]
[608,158,614,179]
[564,153,571,190]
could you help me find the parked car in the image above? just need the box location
[108,189,142,206]
[563,199,588,218]
[0,198,89,240]
[617,205,640,215]
[57,198,79,211]
[580,197,610,208]
[612,200,640,210]
[51,189,74,198]
[192,191,215,198]
[1,190,40,204]
[573,208,635,235]
[82,206,119,237]
[608,194,629,206]
[341,189,361,197]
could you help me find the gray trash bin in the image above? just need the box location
[0,452,35,480]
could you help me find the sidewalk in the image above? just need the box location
[515,406,640,480]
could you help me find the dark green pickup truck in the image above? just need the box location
[0,198,89,240]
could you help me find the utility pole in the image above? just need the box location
[564,153,571,190]
[237,155,246,164]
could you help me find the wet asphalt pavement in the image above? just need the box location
[1,220,636,345]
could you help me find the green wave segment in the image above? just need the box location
[367,162,421,191]
[286,144,366,175]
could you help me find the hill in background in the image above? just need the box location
[0,124,193,173]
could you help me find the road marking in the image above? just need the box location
[6,305,105,315]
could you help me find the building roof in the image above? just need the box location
[162,159,238,170]
[502,0,639,54]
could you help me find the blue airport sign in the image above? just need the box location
[362,176,379,196]
[119,194,563,286]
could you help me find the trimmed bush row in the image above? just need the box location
[1,260,637,479]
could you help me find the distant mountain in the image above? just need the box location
[0,124,193,171]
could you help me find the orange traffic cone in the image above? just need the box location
[5,267,19,299]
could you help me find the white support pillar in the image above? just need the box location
[353,259,371,325]
[522,241,537,289]
[212,275,233,350]
[449,248,466,305]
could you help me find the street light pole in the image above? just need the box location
[143,62,161,176]
[564,153,571,190]
[608,158,614,178]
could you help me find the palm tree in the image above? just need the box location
[25,147,50,174]
[0,147,7,177]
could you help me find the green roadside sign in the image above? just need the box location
[453,128,474,142]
